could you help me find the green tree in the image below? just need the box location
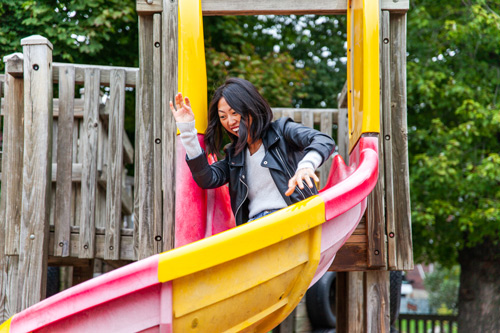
[204,15,347,108]
[407,1,500,330]
[0,0,138,71]
[424,265,460,314]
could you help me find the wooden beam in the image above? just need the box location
[18,35,53,309]
[53,63,138,87]
[200,0,409,16]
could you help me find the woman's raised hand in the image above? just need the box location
[285,167,319,196]
[170,92,195,123]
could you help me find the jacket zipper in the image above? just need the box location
[235,177,249,220]
[275,149,307,200]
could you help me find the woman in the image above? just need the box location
[170,78,335,226]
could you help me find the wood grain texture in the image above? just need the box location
[133,70,140,260]
[54,66,75,257]
[153,13,163,254]
[272,108,338,124]
[53,63,138,87]
[365,271,390,332]
[18,36,53,309]
[390,13,413,270]
[382,10,397,270]
[162,0,178,252]
[78,68,100,259]
[0,56,23,321]
[137,15,155,259]
[137,0,163,13]
[319,111,333,188]
[104,69,125,260]
[201,0,409,15]
[3,57,24,256]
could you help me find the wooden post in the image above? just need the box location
[137,14,156,259]
[3,54,24,257]
[105,69,126,260]
[0,53,24,320]
[18,35,53,308]
[153,13,163,254]
[381,10,397,270]
[390,13,413,270]
[54,65,75,257]
[162,0,178,251]
[365,271,390,332]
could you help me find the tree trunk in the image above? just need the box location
[457,239,500,332]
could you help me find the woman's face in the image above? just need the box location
[218,97,242,137]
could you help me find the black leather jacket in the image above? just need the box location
[186,117,336,226]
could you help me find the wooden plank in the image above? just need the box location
[3,55,25,256]
[153,13,163,254]
[54,66,75,257]
[347,272,364,333]
[0,54,24,320]
[301,109,314,128]
[162,0,178,252]
[337,82,349,166]
[48,228,135,261]
[137,14,155,259]
[319,111,333,188]
[133,71,140,260]
[137,0,163,14]
[18,35,53,308]
[330,242,368,271]
[390,13,413,270]
[53,63,138,87]
[78,68,100,259]
[365,271,390,332]
[105,69,125,260]
[201,0,409,15]
[366,155,387,268]
[272,108,338,124]
[382,10,397,270]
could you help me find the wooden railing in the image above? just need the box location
[0,37,136,263]
[396,314,458,333]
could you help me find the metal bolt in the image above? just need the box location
[154,42,160,48]
[389,232,395,238]
[59,242,64,247]
[33,64,39,71]
[383,38,390,44]
[155,138,161,144]
[374,250,380,255]
[385,135,390,140]
[146,0,153,3]
[109,246,114,251]
[84,244,89,249]
[155,235,162,241]
[30,234,35,240]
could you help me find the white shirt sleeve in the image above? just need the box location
[296,150,324,171]
[176,121,203,159]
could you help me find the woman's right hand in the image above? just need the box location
[170,92,195,123]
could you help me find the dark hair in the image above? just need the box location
[205,77,273,157]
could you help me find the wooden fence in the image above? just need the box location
[0,36,137,315]
[396,314,458,333]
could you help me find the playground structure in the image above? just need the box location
[0,0,412,332]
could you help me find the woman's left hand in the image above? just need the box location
[285,168,319,196]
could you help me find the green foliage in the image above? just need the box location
[408,0,500,266]
[0,0,138,71]
[204,15,347,108]
[424,265,460,315]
